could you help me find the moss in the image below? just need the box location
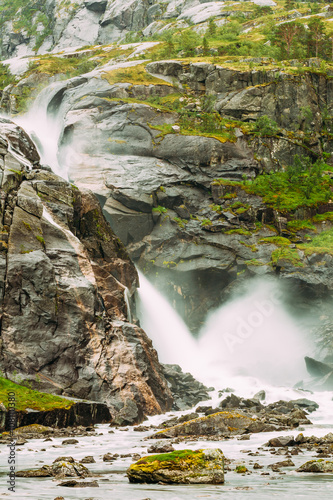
[240,241,258,252]
[36,234,45,247]
[174,217,188,228]
[312,212,333,223]
[129,449,212,474]
[152,206,167,214]
[102,64,171,86]
[244,258,266,266]
[22,222,32,231]
[0,376,74,412]
[287,220,316,232]
[297,228,333,256]
[201,218,213,227]
[259,236,291,246]
[225,228,252,236]
[235,465,248,473]
[271,247,303,267]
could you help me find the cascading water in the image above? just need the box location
[137,271,314,401]
[14,82,67,178]
[137,271,201,373]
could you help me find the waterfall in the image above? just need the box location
[137,271,201,374]
[14,82,67,178]
[124,287,133,324]
[137,272,312,395]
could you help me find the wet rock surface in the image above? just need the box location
[29,63,333,334]
[150,397,313,439]
[161,363,213,411]
[0,119,172,424]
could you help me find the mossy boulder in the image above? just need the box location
[151,411,254,438]
[127,448,224,484]
[297,460,333,473]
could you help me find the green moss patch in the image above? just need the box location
[298,228,333,256]
[0,377,74,412]
[102,64,171,86]
[130,450,205,473]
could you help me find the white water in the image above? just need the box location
[137,272,319,403]
[14,84,65,178]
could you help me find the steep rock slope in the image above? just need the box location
[0,118,173,424]
[0,0,222,58]
[24,60,333,331]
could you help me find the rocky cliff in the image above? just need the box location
[1,1,333,352]
[0,0,233,58]
[6,57,330,333]
[0,118,173,424]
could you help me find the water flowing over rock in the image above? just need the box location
[0,119,172,424]
[23,61,333,333]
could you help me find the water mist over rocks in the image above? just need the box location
[137,272,313,393]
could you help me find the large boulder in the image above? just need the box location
[127,448,224,484]
[297,460,333,473]
[151,411,254,438]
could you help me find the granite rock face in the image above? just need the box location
[0,118,172,424]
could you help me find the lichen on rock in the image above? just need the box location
[127,448,224,484]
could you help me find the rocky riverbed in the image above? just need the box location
[1,387,332,499]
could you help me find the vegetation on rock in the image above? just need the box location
[0,377,74,412]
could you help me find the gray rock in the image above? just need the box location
[84,0,107,12]
[0,120,173,425]
[297,460,333,473]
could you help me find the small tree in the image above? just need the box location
[306,17,326,58]
[208,17,217,37]
[202,36,210,56]
[272,21,306,59]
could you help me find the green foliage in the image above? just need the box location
[174,217,188,228]
[153,206,168,214]
[236,465,248,473]
[259,236,291,246]
[287,219,316,232]
[271,247,304,266]
[312,212,333,223]
[253,115,279,136]
[225,228,252,235]
[207,17,217,37]
[0,64,17,91]
[298,228,333,255]
[218,21,241,42]
[0,376,74,412]
[248,156,332,211]
[178,30,201,57]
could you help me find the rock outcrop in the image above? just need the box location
[25,61,332,332]
[0,118,173,424]
[0,0,249,58]
[127,448,224,484]
[161,364,212,411]
[5,402,111,430]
